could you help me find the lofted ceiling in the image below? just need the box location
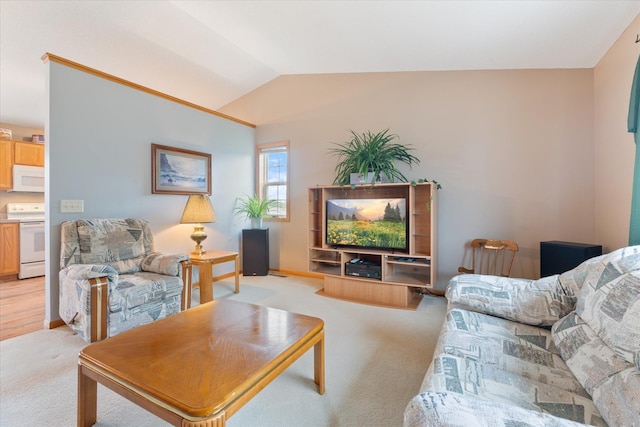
[1,0,639,128]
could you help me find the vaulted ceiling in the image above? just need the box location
[1,1,638,128]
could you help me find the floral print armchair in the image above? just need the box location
[59,218,191,342]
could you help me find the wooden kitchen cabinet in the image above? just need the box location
[0,222,20,276]
[0,139,44,190]
[14,141,44,166]
[0,140,13,190]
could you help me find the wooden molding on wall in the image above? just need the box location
[41,53,256,129]
[47,319,66,330]
[270,268,325,280]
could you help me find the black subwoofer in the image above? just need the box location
[540,241,602,277]
[242,229,269,276]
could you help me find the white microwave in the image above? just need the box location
[8,165,45,192]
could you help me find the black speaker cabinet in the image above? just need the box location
[540,241,602,277]
[242,229,269,276]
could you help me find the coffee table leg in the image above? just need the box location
[78,364,97,427]
[314,331,325,395]
[183,412,227,426]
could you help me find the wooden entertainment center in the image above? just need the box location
[308,182,437,308]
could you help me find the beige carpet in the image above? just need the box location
[0,274,446,427]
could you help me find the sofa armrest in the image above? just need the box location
[446,274,577,327]
[404,392,590,427]
[141,252,189,276]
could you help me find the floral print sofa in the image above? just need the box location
[404,246,640,427]
[59,218,190,342]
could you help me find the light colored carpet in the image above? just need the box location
[0,274,446,427]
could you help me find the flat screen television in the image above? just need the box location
[326,198,408,252]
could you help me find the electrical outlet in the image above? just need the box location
[61,200,84,213]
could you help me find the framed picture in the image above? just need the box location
[151,144,211,195]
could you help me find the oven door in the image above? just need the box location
[19,221,45,263]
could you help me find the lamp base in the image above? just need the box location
[191,246,206,256]
[190,225,208,256]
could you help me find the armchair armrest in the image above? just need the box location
[60,263,118,286]
[404,391,590,427]
[59,264,119,342]
[141,252,189,276]
[446,274,576,327]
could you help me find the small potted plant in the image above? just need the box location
[234,194,280,229]
[329,129,420,186]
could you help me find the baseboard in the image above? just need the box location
[46,319,66,329]
[0,273,19,282]
[268,268,324,279]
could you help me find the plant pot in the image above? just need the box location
[349,172,389,185]
[350,172,375,184]
[251,217,263,229]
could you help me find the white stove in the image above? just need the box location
[7,202,45,222]
[7,203,45,279]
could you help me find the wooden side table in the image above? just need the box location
[190,250,240,304]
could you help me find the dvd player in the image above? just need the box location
[345,259,381,279]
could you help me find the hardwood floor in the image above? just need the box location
[0,276,45,341]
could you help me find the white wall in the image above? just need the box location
[594,14,640,250]
[45,60,255,324]
[221,69,595,289]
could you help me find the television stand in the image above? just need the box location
[308,183,438,309]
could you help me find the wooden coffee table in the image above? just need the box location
[78,299,325,426]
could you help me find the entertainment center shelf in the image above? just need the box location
[309,182,437,308]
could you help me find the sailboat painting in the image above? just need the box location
[152,144,211,195]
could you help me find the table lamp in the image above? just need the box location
[180,194,216,255]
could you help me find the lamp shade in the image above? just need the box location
[180,195,216,224]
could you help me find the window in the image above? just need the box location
[256,140,289,221]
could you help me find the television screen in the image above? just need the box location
[326,198,408,251]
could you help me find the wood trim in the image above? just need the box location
[47,319,66,329]
[41,53,256,129]
[270,268,324,279]
[89,277,109,342]
[256,140,290,222]
[180,260,192,311]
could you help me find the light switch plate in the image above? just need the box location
[61,200,84,213]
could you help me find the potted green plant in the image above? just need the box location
[329,129,420,186]
[234,194,280,229]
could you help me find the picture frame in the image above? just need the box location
[151,143,211,195]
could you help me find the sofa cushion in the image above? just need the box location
[557,252,607,300]
[107,271,183,337]
[590,368,640,427]
[575,253,640,366]
[430,309,587,397]
[77,218,148,274]
[552,311,633,396]
[109,272,183,313]
[447,274,576,326]
[422,355,602,424]
[405,391,603,427]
